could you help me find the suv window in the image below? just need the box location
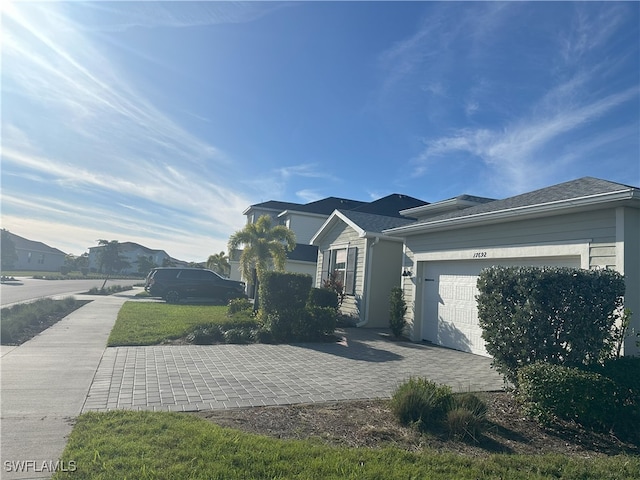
[178,269,216,280]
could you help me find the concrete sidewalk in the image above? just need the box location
[0,292,134,480]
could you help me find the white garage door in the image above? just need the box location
[421,256,581,356]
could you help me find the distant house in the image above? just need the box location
[385,177,640,357]
[232,195,427,298]
[231,197,368,291]
[87,242,185,275]
[4,231,66,272]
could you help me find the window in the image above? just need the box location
[322,247,357,295]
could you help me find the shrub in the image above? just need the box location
[517,362,619,431]
[223,328,254,344]
[322,270,346,307]
[227,298,252,315]
[225,311,260,330]
[299,306,337,341]
[187,324,225,345]
[259,309,295,342]
[588,356,640,440]
[391,378,452,429]
[446,393,488,441]
[389,286,407,338]
[308,288,338,310]
[260,306,336,343]
[259,271,312,316]
[477,266,625,384]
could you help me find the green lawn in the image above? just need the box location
[53,410,640,480]
[107,302,229,346]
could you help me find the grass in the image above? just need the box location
[0,297,90,345]
[107,302,230,346]
[53,410,640,480]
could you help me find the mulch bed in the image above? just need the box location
[195,392,639,457]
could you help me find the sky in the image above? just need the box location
[1,1,639,262]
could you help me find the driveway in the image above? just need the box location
[83,329,504,412]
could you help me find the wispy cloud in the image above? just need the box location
[0,2,259,259]
[295,190,323,203]
[411,84,639,193]
[68,2,291,32]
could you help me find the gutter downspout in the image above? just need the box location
[358,236,380,327]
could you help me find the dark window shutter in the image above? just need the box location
[345,247,357,295]
[321,250,331,282]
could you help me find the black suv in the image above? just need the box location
[145,267,246,304]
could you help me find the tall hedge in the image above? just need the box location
[259,271,312,315]
[476,266,625,384]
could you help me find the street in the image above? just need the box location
[0,277,142,307]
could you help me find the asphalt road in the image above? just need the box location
[0,277,142,307]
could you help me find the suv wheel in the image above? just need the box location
[165,290,181,304]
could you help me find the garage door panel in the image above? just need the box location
[423,256,580,356]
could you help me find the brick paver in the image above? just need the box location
[83,330,504,412]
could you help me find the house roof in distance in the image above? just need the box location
[5,231,66,255]
[352,193,428,218]
[291,197,367,215]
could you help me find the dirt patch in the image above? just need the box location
[195,392,639,457]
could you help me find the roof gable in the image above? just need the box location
[311,209,415,245]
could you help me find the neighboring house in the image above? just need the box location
[231,197,368,289]
[310,194,478,328]
[4,232,66,272]
[232,195,427,297]
[385,177,640,357]
[88,242,184,275]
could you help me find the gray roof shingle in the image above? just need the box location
[401,177,637,227]
[339,210,416,234]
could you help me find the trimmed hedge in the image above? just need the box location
[308,288,339,310]
[258,272,336,342]
[517,362,619,432]
[477,266,625,384]
[259,271,312,315]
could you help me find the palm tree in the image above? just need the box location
[206,251,230,277]
[227,215,296,282]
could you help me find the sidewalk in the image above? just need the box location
[0,293,134,480]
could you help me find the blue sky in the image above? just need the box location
[2,1,638,262]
